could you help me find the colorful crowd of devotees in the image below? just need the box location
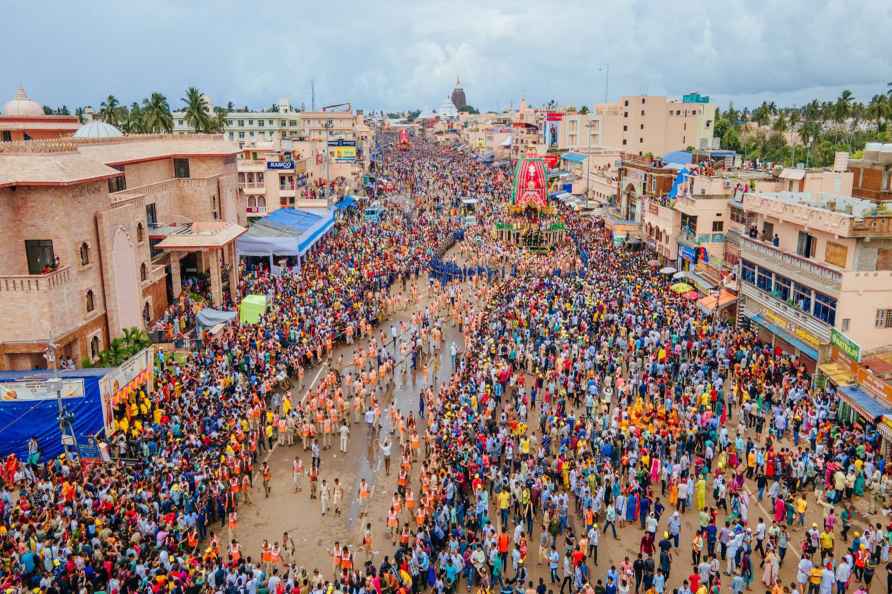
[2,137,891,594]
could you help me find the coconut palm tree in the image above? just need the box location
[99,94,122,126]
[833,89,854,124]
[123,102,145,134]
[866,95,886,132]
[181,87,211,132]
[142,93,174,133]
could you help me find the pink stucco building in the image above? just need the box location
[0,134,243,370]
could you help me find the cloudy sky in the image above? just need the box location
[4,0,891,113]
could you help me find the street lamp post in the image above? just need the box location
[598,64,610,104]
[43,344,78,459]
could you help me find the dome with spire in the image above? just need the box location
[3,87,44,116]
[73,120,124,139]
[451,77,467,111]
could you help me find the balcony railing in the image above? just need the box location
[0,265,72,293]
[849,216,892,237]
[740,235,843,286]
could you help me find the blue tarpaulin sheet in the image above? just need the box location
[663,151,693,165]
[0,368,108,461]
[561,152,587,164]
[334,195,357,211]
[838,385,892,420]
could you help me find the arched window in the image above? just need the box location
[143,302,151,325]
[85,289,95,313]
[79,242,90,266]
[90,336,100,359]
[136,222,144,243]
[257,196,266,210]
[248,196,256,209]
[140,262,148,282]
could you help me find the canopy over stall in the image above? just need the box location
[236,207,335,271]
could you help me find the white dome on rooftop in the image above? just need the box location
[3,87,44,116]
[73,120,123,139]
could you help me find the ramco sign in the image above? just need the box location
[267,161,295,171]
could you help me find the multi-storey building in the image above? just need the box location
[0,134,243,370]
[596,93,717,157]
[736,191,892,372]
[174,98,302,143]
[849,143,892,202]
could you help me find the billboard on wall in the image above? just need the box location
[99,347,154,436]
[544,112,563,148]
[328,139,357,163]
[0,378,84,401]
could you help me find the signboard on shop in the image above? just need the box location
[679,245,698,262]
[267,161,295,170]
[831,329,861,362]
[761,309,822,349]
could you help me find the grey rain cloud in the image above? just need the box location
[3,0,891,112]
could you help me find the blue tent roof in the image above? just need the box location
[663,151,693,165]
[237,207,335,258]
[838,385,892,420]
[561,152,587,164]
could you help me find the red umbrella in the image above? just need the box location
[684,290,699,300]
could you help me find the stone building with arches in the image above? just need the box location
[0,134,243,370]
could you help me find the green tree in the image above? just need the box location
[772,111,788,134]
[721,126,742,153]
[833,89,854,123]
[458,105,479,114]
[123,102,145,134]
[762,132,788,164]
[579,105,590,115]
[713,117,731,140]
[100,95,122,126]
[182,87,211,132]
[867,95,888,132]
[142,93,174,133]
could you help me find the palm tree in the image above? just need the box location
[121,327,151,354]
[181,87,211,132]
[833,90,854,124]
[142,93,174,133]
[866,95,886,132]
[99,94,121,126]
[123,102,145,134]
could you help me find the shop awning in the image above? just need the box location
[698,289,737,313]
[818,362,855,386]
[838,385,892,421]
[746,312,819,360]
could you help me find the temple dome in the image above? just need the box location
[3,87,44,116]
[74,120,124,139]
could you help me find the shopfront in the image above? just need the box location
[744,308,824,372]
[820,338,892,455]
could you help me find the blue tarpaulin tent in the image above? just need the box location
[237,207,335,269]
[0,368,108,460]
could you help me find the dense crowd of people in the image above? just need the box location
[1,134,891,594]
